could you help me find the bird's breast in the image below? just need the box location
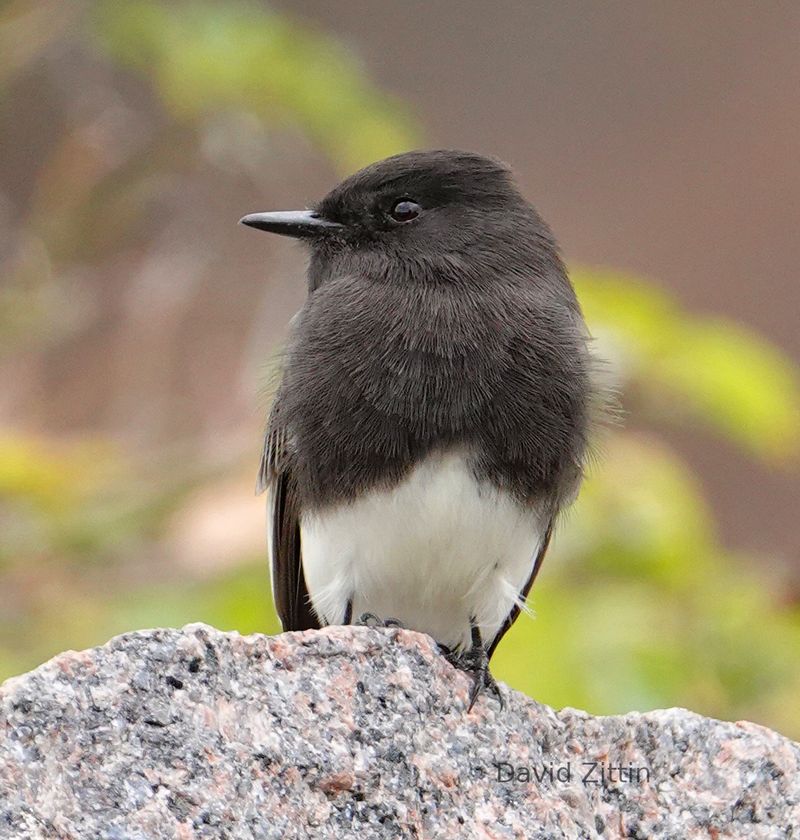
[284,274,589,508]
[294,276,510,421]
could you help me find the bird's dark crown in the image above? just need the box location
[314,149,528,238]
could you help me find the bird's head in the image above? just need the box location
[241,149,561,289]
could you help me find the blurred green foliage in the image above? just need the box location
[0,0,798,739]
[575,269,800,463]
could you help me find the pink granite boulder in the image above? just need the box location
[0,623,798,838]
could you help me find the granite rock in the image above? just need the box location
[0,623,798,839]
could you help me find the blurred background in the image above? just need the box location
[1,1,799,736]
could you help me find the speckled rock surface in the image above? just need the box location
[0,625,798,839]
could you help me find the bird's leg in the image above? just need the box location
[343,599,353,625]
[445,620,503,711]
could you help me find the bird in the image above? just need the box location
[241,150,598,707]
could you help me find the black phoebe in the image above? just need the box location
[241,150,596,706]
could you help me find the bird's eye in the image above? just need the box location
[390,199,421,223]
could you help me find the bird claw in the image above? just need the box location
[382,617,405,628]
[356,612,381,628]
[355,613,405,629]
[442,640,504,711]
[466,654,504,712]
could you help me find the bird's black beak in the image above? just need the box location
[239,210,343,239]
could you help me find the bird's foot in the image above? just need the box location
[462,644,503,711]
[355,612,381,627]
[355,613,405,629]
[441,625,504,711]
[382,617,405,628]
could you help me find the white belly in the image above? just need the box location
[299,451,546,651]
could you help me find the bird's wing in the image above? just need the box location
[257,398,320,632]
[486,518,554,660]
